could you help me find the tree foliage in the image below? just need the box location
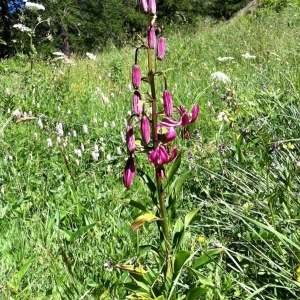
[0,0,261,57]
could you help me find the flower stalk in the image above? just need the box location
[124,0,199,283]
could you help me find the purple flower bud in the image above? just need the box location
[141,116,151,144]
[139,0,148,13]
[126,126,135,154]
[163,90,173,117]
[123,155,136,188]
[157,37,166,60]
[132,91,142,116]
[147,26,156,49]
[148,0,156,15]
[132,65,141,90]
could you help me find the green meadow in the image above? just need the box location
[0,4,300,299]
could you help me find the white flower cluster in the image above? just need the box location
[13,24,31,33]
[211,71,231,84]
[25,2,45,10]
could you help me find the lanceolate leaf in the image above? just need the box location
[192,248,224,269]
[166,151,182,187]
[184,208,200,229]
[131,213,160,231]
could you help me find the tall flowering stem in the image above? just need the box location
[123,0,199,281]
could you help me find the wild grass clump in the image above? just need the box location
[0,3,299,299]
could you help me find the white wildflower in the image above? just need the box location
[72,130,77,138]
[91,151,99,162]
[47,138,52,148]
[25,2,45,10]
[217,112,229,122]
[82,124,88,134]
[242,52,256,59]
[111,121,116,128]
[103,121,108,129]
[100,92,109,104]
[56,123,64,136]
[211,71,231,84]
[116,147,122,155]
[86,52,96,60]
[13,24,31,32]
[217,57,234,61]
[12,109,21,119]
[37,118,43,129]
[74,149,82,158]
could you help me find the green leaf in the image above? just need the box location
[173,250,191,274]
[60,223,96,243]
[174,170,191,196]
[166,151,181,187]
[184,208,200,229]
[127,199,148,212]
[172,218,185,248]
[192,248,223,269]
[186,287,207,300]
[131,213,159,231]
[7,254,36,291]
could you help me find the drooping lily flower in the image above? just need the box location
[179,104,199,126]
[157,125,176,143]
[148,144,178,166]
[123,155,136,188]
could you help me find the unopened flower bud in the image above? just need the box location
[147,26,156,49]
[132,65,141,89]
[123,155,136,188]
[141,116,150,144]
[126,126,135,154]
[148,0,156,15]
[139,0,148,13]
[157,37,166,60]
[132,91,142,116]
[163,90,173,117]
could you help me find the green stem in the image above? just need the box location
[147,25,171,277]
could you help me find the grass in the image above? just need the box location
[0,4,300,299]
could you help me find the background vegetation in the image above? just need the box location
[0,0,300,299]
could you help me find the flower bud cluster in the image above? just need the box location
[123,0,200,188]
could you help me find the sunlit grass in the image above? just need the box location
[0,5,299,299]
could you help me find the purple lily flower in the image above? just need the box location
[179,104,199,126]
[148,145,178,166]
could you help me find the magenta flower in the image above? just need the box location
[147,26,156,49]
[157,125,177,143]
[126,126,135,154]
[163,90,173,117]
[123,155,136,188]
[139,0,148,13]
[179,104,199,126]
[132,91,142,116]
[148,145,178,166]
[148,0,156,15]
[132,65,141,89]
[141,116,151,144]
[157,37,166,60]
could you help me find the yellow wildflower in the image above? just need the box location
[296,265,300,274]
[197,236,205,243]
